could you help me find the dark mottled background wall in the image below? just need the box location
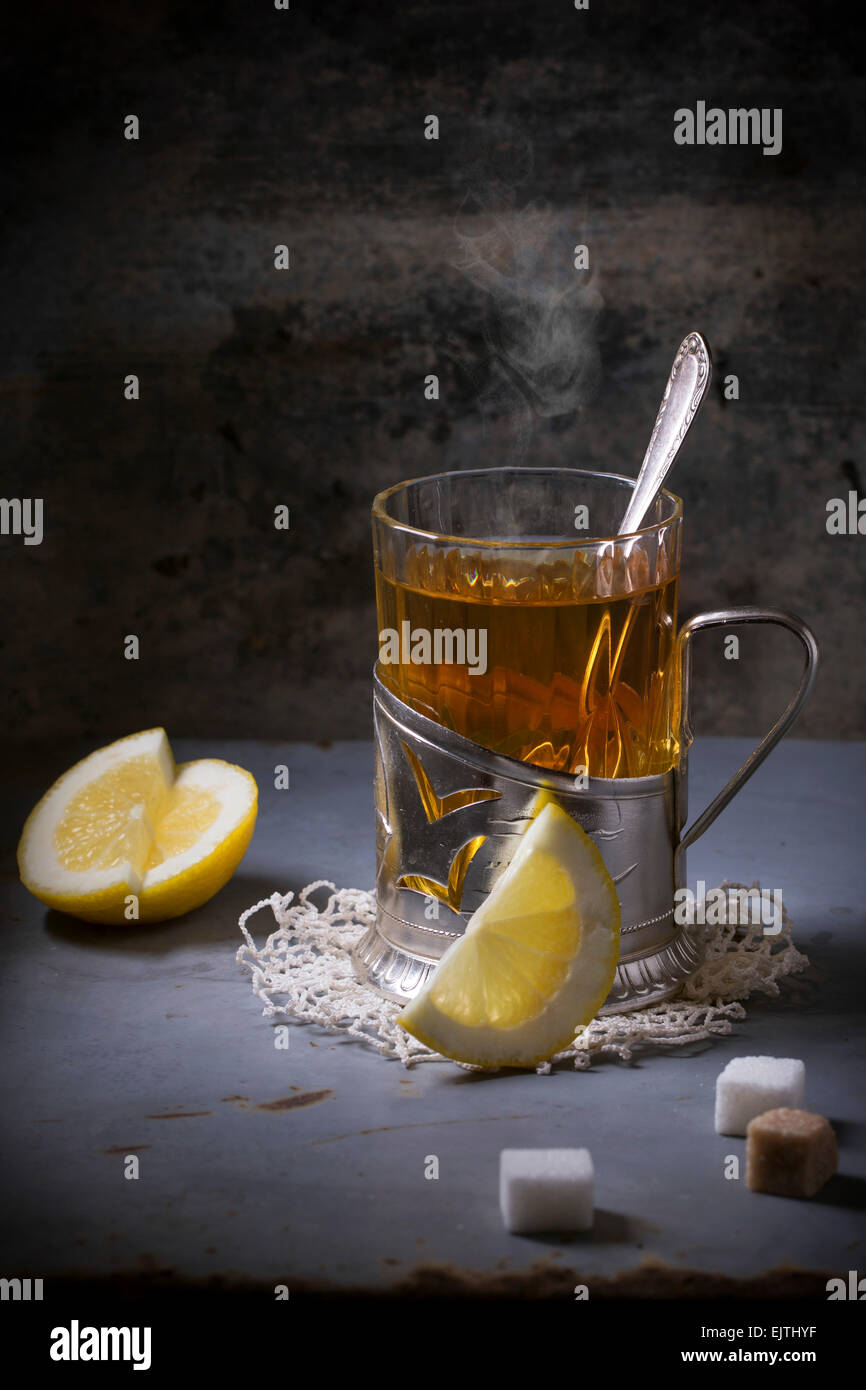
[2,0,864,762]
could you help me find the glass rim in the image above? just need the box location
[371,466,683,549]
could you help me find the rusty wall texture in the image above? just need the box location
[2,1,864,754]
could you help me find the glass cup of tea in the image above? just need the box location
[355,468,818,1013]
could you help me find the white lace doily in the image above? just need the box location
[236,881,810,1072]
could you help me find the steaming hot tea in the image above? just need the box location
[362,464,819,1015]
[376,543,681,780]
[373,468,684,780]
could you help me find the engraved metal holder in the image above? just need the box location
[353,608,818,1014]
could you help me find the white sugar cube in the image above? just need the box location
[499,1148,594,1233]
[714,1056,805,1136]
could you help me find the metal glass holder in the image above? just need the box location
[353,607,818,1015]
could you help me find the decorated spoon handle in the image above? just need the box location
[618,331,712,536]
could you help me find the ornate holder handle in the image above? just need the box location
[676,606,819,854]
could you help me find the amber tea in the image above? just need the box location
[373,469,683,780]
[377,560,678,778]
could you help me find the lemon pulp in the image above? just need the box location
[18,729,257,924]
[398,801,620,1068]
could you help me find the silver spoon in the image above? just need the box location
[618,331,712,535]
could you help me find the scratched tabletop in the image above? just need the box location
[1,738,864,1296]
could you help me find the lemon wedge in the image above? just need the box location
[17,728,257,924]
[398,801,620,1068]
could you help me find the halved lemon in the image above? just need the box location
[398,801,620,1068]
[17,728,257,924]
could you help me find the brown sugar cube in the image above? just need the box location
[746,1108,838,1198]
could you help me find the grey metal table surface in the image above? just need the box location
[1,738,864,1296]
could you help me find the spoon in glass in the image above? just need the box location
[618,331,712,535]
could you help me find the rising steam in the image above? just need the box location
[451,123,603,456]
